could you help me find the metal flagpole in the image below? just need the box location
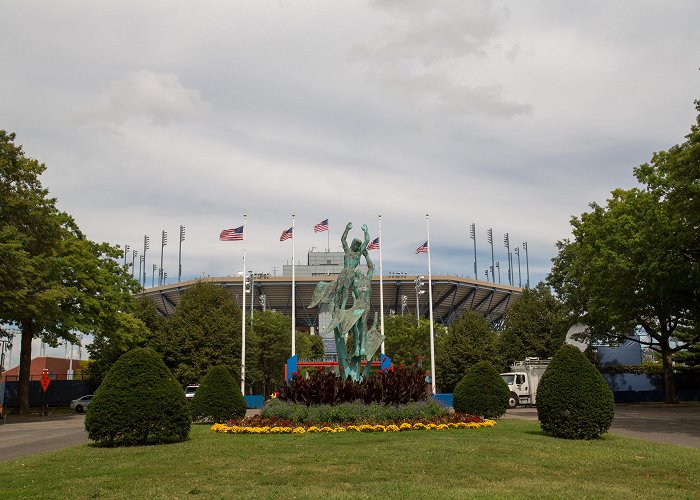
[426,213,436,395]
[291,214,296,356]
[241,214,247,395]
[379,214,385,355]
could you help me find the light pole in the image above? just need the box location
[0,337,12,378]
[469,223,477,279]
[131,250,137,279]
[401,295,408,316]
[496,261,501,284]
[523,241,530,288]
[487,228,495,283]
[152,264,157,288]
[414,276,426,322]
[514,247,522,287]
[139,255,146,288]
[142,235,150,287]
[178,225,185,282]
[123,244,129,269]
[163,271,168,285]
[159,230,167,286]
[504,233,512,286]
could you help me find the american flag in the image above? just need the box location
[219,226,244,241]
[280,227,293,241]
[314,219,329,233]
[415,241,428,254]
[367,237,380,250]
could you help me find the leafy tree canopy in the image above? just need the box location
[548,101,700,403]
[0,131,138,413]
[154,282,242,386]
[436,311,501,393]
[383,314,432,367]
[498,282,568,367]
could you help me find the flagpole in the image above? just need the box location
[426,213,436,395]
[379,214,385,355]
[241,214,247,395]
[291,214,296,356]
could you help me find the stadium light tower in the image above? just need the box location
[159,230,167,286]
[469,223,477,280]
[503,233,512,286]
[514,247,522,287]
[487,228,495,283]
[522,241,530,288]
[131,250,138,279]
[178,225,185,282]
[123,244,129,268]
[495,261,501,284]
[152,264,157,288]
[142,235,150,287]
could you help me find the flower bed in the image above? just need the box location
[211,413,496,435]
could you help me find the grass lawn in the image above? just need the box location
[1,420,698,499]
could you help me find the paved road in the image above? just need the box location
[0,414,89,463]
[0,404,698,463]
[504,404,700,448]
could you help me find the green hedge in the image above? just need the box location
[85,348,191,446]
[261,398,448,423]
[537,344,615,439]
[190,365,247,423]
[452,361,509,419]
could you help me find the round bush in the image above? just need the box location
[537,344,615,439]
[452,361,510,418]
[85,347,191,446]
[190,365,246,422]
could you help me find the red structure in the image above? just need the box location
[1,356,87,382]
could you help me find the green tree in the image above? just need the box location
[383,314,431,367]
[436,311,501,393]
[190,365,246,422]
[548,102,700,403]
[85,347,191,446]
[0,131,138,413]
[155,282,242,386]
[498,283,568,368]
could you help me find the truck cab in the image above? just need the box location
[501,358,550,408]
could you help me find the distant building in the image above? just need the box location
[282,251,368,277]
[1,356,87,382]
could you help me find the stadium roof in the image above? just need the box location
[141,275,522,330]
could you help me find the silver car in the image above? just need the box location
[185,385,199,400]
[70,394,94,413]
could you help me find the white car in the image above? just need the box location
[185,385,199,400]
[70,395,94,413]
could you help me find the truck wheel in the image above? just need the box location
[507,393,518,409]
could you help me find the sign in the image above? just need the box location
[40,369,51,392]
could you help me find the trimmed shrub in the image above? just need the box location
[190,365,246,423]
[537,344,615,439]
[261,398,448,424]
[452,361,509,419]
[85,348,190,446]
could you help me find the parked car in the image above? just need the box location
[185,385,199,400]
[70,395,94,413]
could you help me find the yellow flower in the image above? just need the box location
[399,423,412,431]
[385,424,400,432]
[292,427,306,434]
[436,424,448,431]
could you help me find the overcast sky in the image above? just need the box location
[2,1,699,361]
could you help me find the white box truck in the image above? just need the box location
[500,358,550,408]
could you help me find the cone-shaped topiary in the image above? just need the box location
[537,344,615,439]
[190,365,246,422]
[452,361,510,418]
[85,347,191,446]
